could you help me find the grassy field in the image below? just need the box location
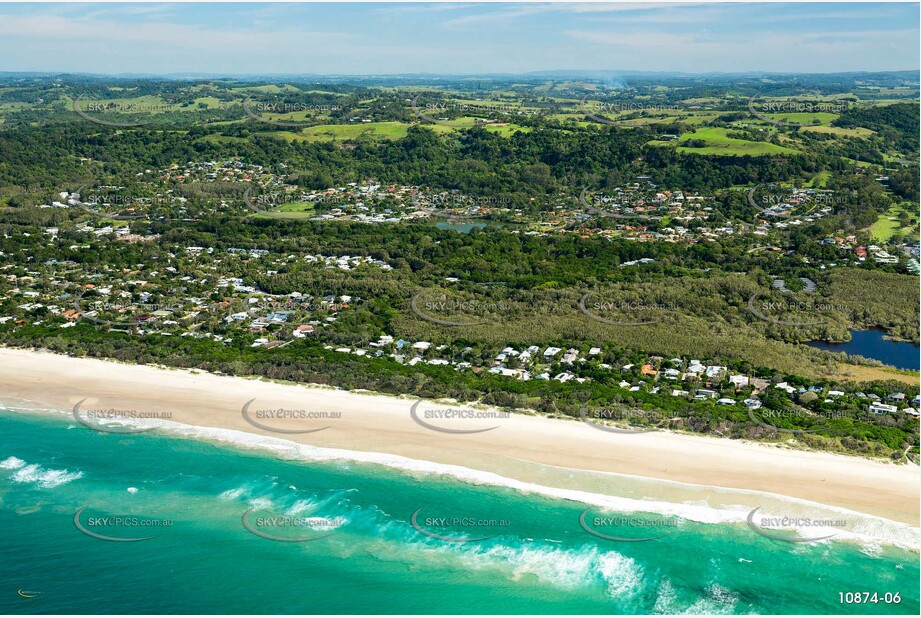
[832,363,919,386]
[676,113,725,126]
[191,96,225,109]
[868,204,919,242]
[678,97,723,105]
[245,119,532,143]
[480,123,531,136]
[549,113,595,127]
[240,107,343,125]
[231,84,301,94]
[649,127,798,157]
[575,103,723,127]
[196,118,531,146]
[801,125,875,138]
[66,94,177,116]
[263,122,411,142]
[426,117,532,135]
[762,111,839,126]
[65,93,237,118]
[805,171,833,188]
[250,201,318,219]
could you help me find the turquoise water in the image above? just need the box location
[0,409,918,615]
[806,330,920,371]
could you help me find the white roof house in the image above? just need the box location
[869,402,898,414]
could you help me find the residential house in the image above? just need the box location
[869,402,898,414]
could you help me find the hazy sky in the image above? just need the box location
[0,2,918,75]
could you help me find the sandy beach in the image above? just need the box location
[0,346,918,526]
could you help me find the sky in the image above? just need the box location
[0,2,917,75]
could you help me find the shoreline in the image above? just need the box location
[0,346,918,530]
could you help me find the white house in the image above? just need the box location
[774,382,796,395]
[869,402,898,414]
[729,375,749,388]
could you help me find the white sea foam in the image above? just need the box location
[653,578,679,614]
[0,456,26,469]
[242,496,271,510]
[653,578,745,615]
[437,541,642,595]
[286,498,319,516]
[10,409,921,552]
[0,397,64,416]
[8,461,83,488]
[598,550,644,598]
[151,419,921,551]
[218,487,247,501]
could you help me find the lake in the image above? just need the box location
[434,220,490,233]
[807,329,920,371]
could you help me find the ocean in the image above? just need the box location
[1,404,918,615]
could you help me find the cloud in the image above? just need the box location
[377,3,478,13]
[0,12,355,49]
[564,27,920,72]
[0,2,915,74]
